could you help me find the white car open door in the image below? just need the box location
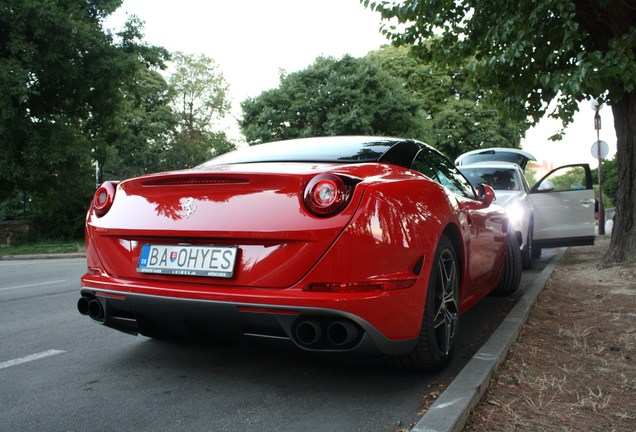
[528,164,595,249]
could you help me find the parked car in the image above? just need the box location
[78,136,521,372]
[458,161,535,268]
[456,147,595,268]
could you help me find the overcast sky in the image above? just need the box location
[105,0,616,167]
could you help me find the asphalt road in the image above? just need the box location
[0,252,557,432]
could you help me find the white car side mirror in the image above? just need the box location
[537,180,555,192]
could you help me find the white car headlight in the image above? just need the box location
[506,202,525,225]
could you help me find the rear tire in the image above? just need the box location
[492,232,522,296]
[389,235,459,372]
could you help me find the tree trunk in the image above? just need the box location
[603,91,636,265]
[572,1,636,265]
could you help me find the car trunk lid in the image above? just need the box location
[455,148,536,170]
[87,164,366,289]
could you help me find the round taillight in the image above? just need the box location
[93,182,116,217]
[304,174,348,217]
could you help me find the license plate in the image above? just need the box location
[137,244,238,278]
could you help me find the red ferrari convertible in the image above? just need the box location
[78,136,520,371]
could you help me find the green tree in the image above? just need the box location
[240,55,424,144]
[99,65,177,180]
[592,156,618,208]
[160,130,234,170]
[366,46,524,159]
[164,52,234,169]
[0,0,167,238]
[365,0,636,264]
[102,51,236,178]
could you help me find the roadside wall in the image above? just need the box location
[0,220,31,247]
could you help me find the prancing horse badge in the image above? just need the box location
[182,197,197,219]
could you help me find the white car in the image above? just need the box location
[456,148,595,268]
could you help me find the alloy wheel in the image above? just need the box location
[433,248,459,355]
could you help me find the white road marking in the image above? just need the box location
[0,349,66,370]
[0,279,66,292]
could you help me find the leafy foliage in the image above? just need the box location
[0,4,236,239]
[164,52,235,168]
[363,0,636,263]
[0,0,169,237]
[241,48,523,160]
[100,51,235,178]
[364,0,635,124]
[366,46,524,159]
[98,65,177,180]
[169,52,230,134]
[240,55,424,143]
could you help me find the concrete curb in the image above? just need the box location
[411,247,567,432]
[0,253,86,260]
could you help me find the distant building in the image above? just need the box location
[528,160,554,180]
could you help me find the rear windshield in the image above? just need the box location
[200,137,402,166]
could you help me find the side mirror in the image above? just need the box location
[477,184,496,206]
[537,179,555,192]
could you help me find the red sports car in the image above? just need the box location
[78,136,520,371]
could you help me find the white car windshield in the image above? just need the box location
[460,167,521,191]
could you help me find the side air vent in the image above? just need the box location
[143,177,249,186]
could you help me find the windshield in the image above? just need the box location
[459,167,521,191]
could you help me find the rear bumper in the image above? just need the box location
[78,287,418,356]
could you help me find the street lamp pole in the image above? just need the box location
[593,103,605,235]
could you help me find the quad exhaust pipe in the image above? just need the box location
[293,318,361,350]
[78,295,362,349]
[77,296,105,323]
[77,297,89,315]
[294,320,323,346]
[327,321,359,347]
